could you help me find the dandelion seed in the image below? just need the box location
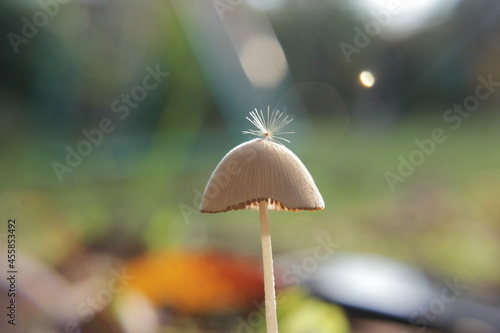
[242,107,294,144]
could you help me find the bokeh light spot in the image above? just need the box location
[359,71,376,88]
[239,34,288,88]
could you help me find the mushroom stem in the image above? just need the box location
[259,200,278,333]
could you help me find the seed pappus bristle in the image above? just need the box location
[242,107,294,144]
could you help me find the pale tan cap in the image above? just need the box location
[200,138,325,213]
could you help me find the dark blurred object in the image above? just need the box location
[306,253,500,333]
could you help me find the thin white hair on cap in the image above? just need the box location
[242,107,294,144]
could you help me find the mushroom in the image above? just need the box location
[200,108,324,333]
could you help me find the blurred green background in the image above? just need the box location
[1,0,500,332]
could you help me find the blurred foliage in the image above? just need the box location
[252,288,350,333]
[126,250,264,315]
[1,116,499,281]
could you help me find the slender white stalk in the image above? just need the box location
[259,200,278,333]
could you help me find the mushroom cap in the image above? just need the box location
[200,138,324,213]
